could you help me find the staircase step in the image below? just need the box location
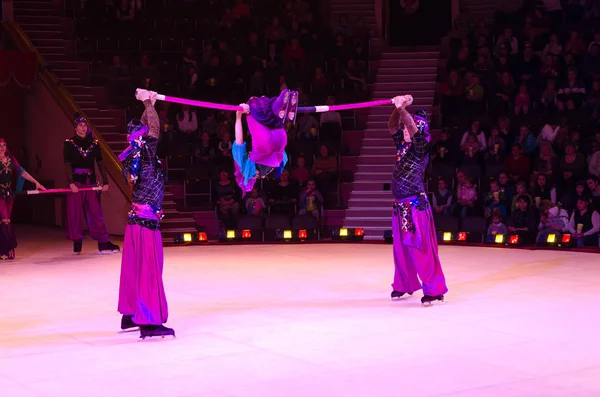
[366,117,432,128]
[380,51,439,60]
[59,77,83,85]
[52,69,83,79]
[16,16,61,24]
[348,197,393,205]
[369,105,433,115]
[343,217,391,228]
[330,4,373,11]
[352,180,390,190]
[15,8,60,17]
[357,155,396,164]
[25,30,64,40]
[354,166,391,174]
[161,218,197,228]
[355,164,393,173]
[15,0,56,9]
[378,67,437,75]
[345,208,391,218]
[38,46,67,55]
[30,38,66,47]
[103,132,125,141]
[41,53,73,62]
[375,73,437,83]
[362,138,394,146]
[361,146,396,156]
[378,58,439,68]
[372,81,436,91]
[350,191,393,200]
[49,60,85,69]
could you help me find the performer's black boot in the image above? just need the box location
[73,240,82,254]
[139,324,175,339]
[121,315,138,330]
[421,295,444,306]
[391,291,413,300]
[98,241,120,254]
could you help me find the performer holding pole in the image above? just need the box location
[64,114,120,254]
[388,95,448,306]
[117,89,174,339]
[0,139,46,260]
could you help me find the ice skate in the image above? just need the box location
[120,315,138,330]
[73,240,82,254]
[98,241,120,254]
[139,325,175,340]
[391,291,413,300]
[421,295,444,306]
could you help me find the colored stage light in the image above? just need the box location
[443,232,452,241]
[183,233,192,242]
[562,234,571,243]
[547,234,556,243]
[457,232,467,241]
[355,228,364,237]
[494,234,504,244]
[283,230,293,239]
[509,235,519,245]
[340,228,348,237]
[298,229,307,239]
[226,230,236,239]
[198,232,207,241]
[241,229,251,239]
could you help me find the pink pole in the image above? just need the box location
[326,99,393,111]
[149,90,395,113]
[15,187,103,196]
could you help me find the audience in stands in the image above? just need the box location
[433,1,600,246]
[69,0,599,245]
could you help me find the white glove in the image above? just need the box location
[392,96,405,109]
[392,95,414,109]
[136,89,150,102]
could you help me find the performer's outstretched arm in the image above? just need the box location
[139,91,160,140]
[235,103,250,145]
[391,95,418,137]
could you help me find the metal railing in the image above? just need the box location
[2,20,132,202]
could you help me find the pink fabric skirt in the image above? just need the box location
[118,223,168,325]
[391,195,448,296]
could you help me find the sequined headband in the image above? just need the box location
[74,116,87,125]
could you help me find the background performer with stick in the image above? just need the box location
[0,138,46,260]
[388,95,448,306]
[117,89,174,339]
[64,114,120,255]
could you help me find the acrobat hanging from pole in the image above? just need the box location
[142,88,398,193]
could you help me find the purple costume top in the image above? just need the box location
[119,100,164,230]
[389,108,430,200]
[233,89,297,194]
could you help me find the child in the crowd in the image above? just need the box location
[461,133,481,164]
[536,203,569,243]
[291,155,310,185]
[298,179,323,219]
[245,188,265,216]
[514,83,531,115]
[432,177,453,216]
[511,181,533,214]
[484,179,508,218]
[487,212,508,235]
[456,176,478,217]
